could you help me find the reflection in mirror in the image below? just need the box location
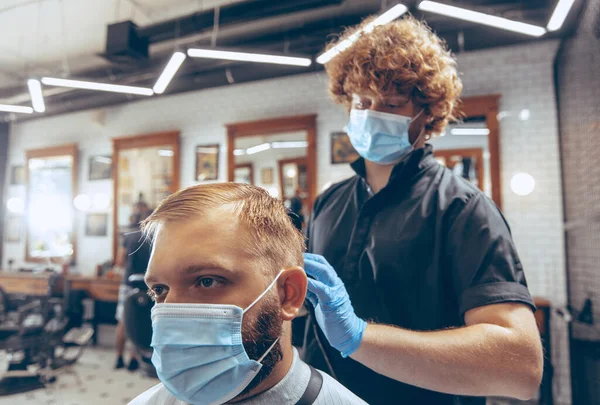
[431,117,491,198]
[234,163,254,184]
[117,146,174,237]
[234,131,308,222]
[112,132,180,260]
[26,145,77,263]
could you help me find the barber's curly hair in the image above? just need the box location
[325,15,463,136]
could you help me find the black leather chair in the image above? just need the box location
[124,274,157,378]
[0,276,94,395]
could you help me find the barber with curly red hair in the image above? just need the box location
[301,16,543,405]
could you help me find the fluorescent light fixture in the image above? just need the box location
[365,4,409,31]
[157,149,175,157]
[511,173,535,196]
[233,149,246,156]
[246,143,271,155]
[42,77,153,96]
[547,0,575,31]
[153,52,186,94]
[317,4,408,64]
[74,194,92,212]
[451,128,490,136]
[286,168,298,178]
[27,79,45,113]
[0,104,33,114]
[418,1,547,37]
[188,48,312,67]
[7,197,25,214]
[271,141,308,148]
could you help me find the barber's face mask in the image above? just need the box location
[345,108,425,165]
[151,271,283,405]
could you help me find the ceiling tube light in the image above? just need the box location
[42,77,153,96]
[187,49,312,67]
[271,141,309,148]
[153,51,186,94]
[233,149,246,156]
[246,143,271,155]
[547,0,575,31]
[317,4,408,64]
[0,104,33,114]
[27,79,45,113]
[451,128,490,136]
[418,1,547,37]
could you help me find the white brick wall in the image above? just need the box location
[3,39,570,403]
[457,40,570,404]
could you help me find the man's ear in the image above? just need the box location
[277,267,308,321]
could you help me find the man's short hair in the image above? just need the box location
[141,183,306,274]
[324,15,463,136]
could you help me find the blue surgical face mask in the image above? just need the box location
[345,108,425,165]
[150,271,283,405]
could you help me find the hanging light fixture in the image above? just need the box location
[42,77,154,96]
[187,49,312,67]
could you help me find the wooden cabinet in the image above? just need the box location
[0,272,120,302]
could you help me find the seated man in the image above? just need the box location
[130,183,366,405]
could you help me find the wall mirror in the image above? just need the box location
[430,95,501,209]
[25,144,78,263]
[112,131,180,260]
[226,115,316,230]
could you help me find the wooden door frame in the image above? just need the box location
[112,131,180,262]
[25,144,78,264]
[459,94,502,210]
[225,114,317,209]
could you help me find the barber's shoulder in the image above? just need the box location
[314,176,357,213]
[128,383,184,405]
[316,369,369,404]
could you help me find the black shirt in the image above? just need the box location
[302,145,535,405]
[122,230,152,286]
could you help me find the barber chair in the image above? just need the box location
[124,274,157,378]
[0,274,94,395]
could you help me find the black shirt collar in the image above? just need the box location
[350,144,436,185]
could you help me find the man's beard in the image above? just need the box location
[237,293,283,398]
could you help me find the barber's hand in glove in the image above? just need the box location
[303,253,367,358]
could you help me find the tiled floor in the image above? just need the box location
[0,348,158,405]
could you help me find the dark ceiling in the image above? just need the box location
[2,0,588,122]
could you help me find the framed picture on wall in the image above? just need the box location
[86,213,108,237]
[10,166,25,185]
[261,168,274,185]
[331,132,360,164]
[195,144,220,181]
[89,156,113,181]
[5,216,22,243]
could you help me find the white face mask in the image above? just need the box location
[151,270,283,405]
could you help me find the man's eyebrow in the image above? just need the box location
[144,262,235,285]
[181,263,233,275]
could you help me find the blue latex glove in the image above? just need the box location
[303,253,367,358]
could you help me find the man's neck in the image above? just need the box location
[365,160,395,194]
[228,342,294,403]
